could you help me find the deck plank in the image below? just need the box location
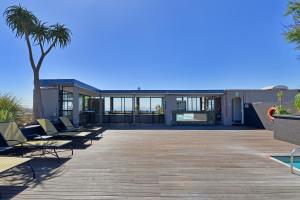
[0,129,300,199]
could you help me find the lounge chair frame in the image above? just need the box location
[6,138,73,160]
[38,119,94,144]
[0,122,73,160]
[59,117,103,139]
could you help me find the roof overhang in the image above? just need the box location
[40,79,100,94]
[40,79,225,96]
[101,90,224,96]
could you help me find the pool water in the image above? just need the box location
[271,156,300,170]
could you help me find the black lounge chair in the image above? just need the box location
[0,122,73,160]
[37,119,93,143]
[59,117,103,138]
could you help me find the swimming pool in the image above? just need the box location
[271,156,300,171]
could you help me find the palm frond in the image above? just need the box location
[3,4,38,38]
[48,23,72,48]
[285,1,300,48]
[286,1,300,18]
[32,20,49,45]
[0,93,23,122]
[286,25,300,48]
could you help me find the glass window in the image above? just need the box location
[207,98,215,111]
[104,97,110,112]
[105,97,133,114]
[138,97,163,114]
[124,98,133,112]
[139,98,151,113]
[79,95,90,111]
[79,97,83,111]
[176,101,186,111]
[61,91,73,118]
[176,96,216,111]
[176,97,186,111]
[201,97,206,111]
[113,98,122,112]
[192,97,197,111]
[187,97,192,111]
[84,96,89,110]
[177,97,201,111]
[151,98,162,113]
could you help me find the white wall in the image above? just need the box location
[164,95,177,125]
[222,89,299,126]
[41,88,59,119]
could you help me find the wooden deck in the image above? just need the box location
[1,128,300,199]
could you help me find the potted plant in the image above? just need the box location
[294,93,300,114]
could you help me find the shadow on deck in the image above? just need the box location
[0,157,70,198]
[0,186,28,199]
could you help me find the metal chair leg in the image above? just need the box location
[70,143,74,156]
[53,148,60,162]
[27,161,35,179]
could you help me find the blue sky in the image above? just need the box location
[0,0,299,108]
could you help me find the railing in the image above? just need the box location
[290,147,300,174]
[102,112,164,124]
[79,111,97,125]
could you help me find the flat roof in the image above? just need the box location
[40,79,300,95]
[40,79,224,95]
[41,79,299,95]
[101,90,224,95]
[40,79,100,93]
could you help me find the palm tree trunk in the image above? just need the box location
[32,70,44,120]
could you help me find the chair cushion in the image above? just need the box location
[0,122,27,146]
[37,119,58,136]
[59,117,75,130]
[16,140,71,147]
[57,131,92,137]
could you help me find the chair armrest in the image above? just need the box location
[6,139,24,146]
[0,146,12,152]
[34,135,52,140]
[28,134,52,140]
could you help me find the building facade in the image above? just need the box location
[39,79,299,128]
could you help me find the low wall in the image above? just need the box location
[274,115,300,146]
[244,103,267,129]
[102,114,165,124]
[244,102,295,130]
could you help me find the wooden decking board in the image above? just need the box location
[1,129,300,199]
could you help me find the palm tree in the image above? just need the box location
[3,5,71,120]
[286,1,300,49]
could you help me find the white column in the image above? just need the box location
[164,95,177,126]
[132,95,136,124]
[241,91,245,125]
[221,95,227,125]
[73,86,80,127]
[99,94,103,124]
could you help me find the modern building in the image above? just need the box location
[39,79,299,128]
